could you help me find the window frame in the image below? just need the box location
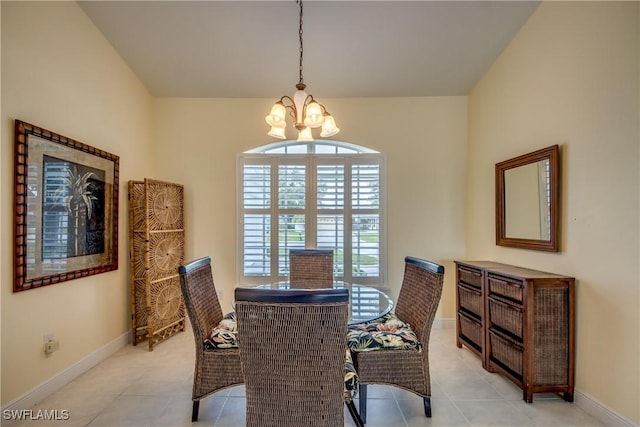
[237,141,386,286]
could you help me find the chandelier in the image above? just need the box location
[265,0,340,141]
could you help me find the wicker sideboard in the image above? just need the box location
[129,179,186,351]
[454,261,575,403]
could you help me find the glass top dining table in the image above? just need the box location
[254,280,393,325]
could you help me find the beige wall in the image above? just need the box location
[1,2,154,404]
[152,96,468,316]
[468,2,639,423]
[3,1,638,423]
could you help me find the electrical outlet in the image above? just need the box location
[43,333,58,354]
[44,340,59,354]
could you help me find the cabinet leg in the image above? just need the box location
[562,391,574,402]
[524,390,533,403]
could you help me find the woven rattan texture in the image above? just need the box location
[130,182,146,230]
[129,179,185,350]
[147,232,184,282]
[458,267,482,288]
[489,298,523,338]
[129,181,146,344]
[133,279,147,341]
[149,276,185,329]
[145,181,184,231]
[179,260,243,402]
[289,250,334,284]
[533,287,569,385]
[458,312,482,348]
[490,332,523,376]
[355,259,444,399]
[455,261,575,403]
[488,275,524,302]
[236,300,349,427]
[458,285,482,317]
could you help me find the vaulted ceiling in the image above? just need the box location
[78,1,539,98]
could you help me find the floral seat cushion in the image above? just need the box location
[204,312,238,350]
[347,313,422,352]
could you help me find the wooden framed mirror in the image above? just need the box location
[496,145,559,251]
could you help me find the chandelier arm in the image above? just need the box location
[279,96,296,119]
[279,95,295,107]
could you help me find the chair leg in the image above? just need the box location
[358,384,367,424]
[192,400,200,422]
[423,396,431,417]
[346,401,365,427]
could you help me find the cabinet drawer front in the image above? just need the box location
[458,311,483,350]
[488,274,523,302]
[489,297,523,339]
[458,266,482,289]
[458,284,482,318]
[489,330,523,378]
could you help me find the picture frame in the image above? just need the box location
[13,120,119,292]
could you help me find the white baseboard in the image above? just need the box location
[1,331,130,419]
[574,388,639,427]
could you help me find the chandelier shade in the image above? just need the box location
[265,0,339,141]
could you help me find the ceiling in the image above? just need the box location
[78,1,539,99]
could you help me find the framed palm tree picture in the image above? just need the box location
[13,120,119,292]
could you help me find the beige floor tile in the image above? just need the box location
[8,327,606,427]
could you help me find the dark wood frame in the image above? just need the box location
[13,120,119,292]
[495,145,559,251]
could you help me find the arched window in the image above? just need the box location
[238,140,385,285]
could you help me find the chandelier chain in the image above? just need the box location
[298,0,304,85]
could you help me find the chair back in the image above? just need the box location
[235,287,349,427]
[394,256,445,343]
[178,257,223,346]
[289,249,334,287]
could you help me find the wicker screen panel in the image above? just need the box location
[133,279,148,342]
[129,181,146,346]
[145,180,184,231]
[132,233,146,279]
[149,276,186,329]
[129,179,185,351]
[147,232,185,282]
[129,181,146,230]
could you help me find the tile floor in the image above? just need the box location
[13,326,603,427]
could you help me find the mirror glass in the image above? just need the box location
[496,145,559,251]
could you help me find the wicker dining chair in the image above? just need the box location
[347,256,445,423]
[178,257,244,422]
[235,287,364,427]
[289,249,334,288]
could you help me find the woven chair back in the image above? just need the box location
[235,287,349,427]
[178,257,224,344]
[394,256,445,342]
[289,249,334,287]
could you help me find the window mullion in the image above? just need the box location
[270,158,279,281]
[344,158,353,282]
[307,156,317,248]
